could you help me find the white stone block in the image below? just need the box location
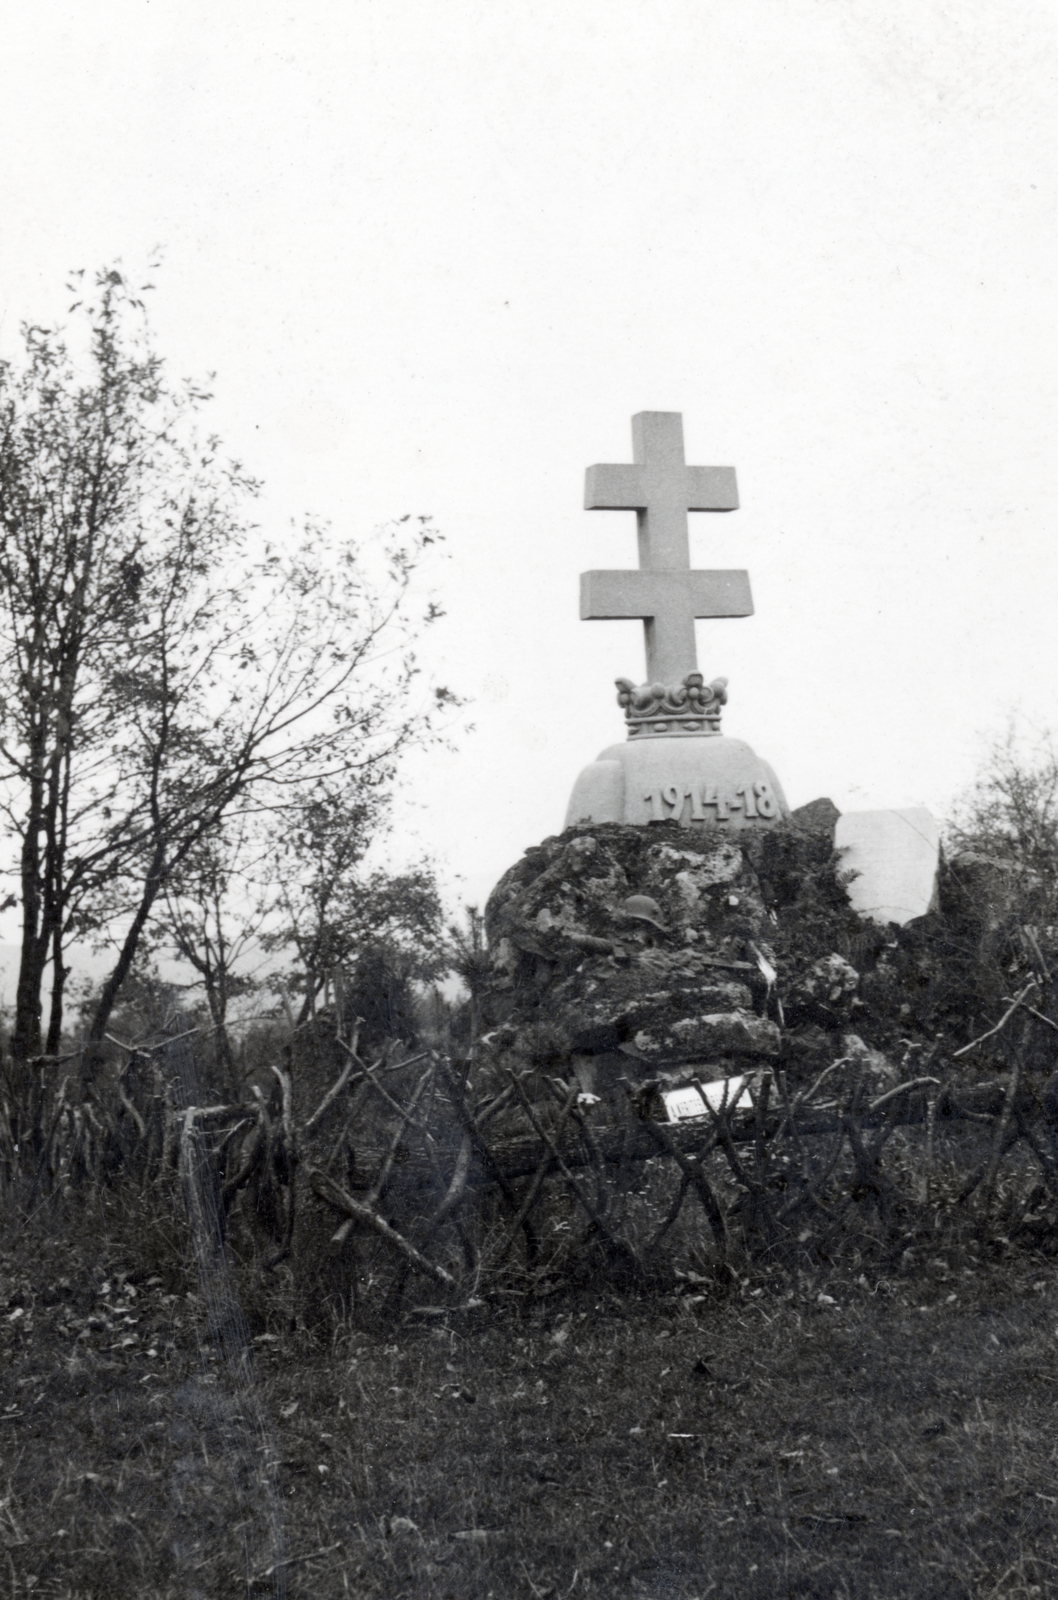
[835,808,940,927]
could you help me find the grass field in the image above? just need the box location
[2,1209,1057,1600]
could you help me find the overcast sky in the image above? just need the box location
[2,0,1056,942]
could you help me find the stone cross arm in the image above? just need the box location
[585,412,738,573]
[581,569,753,684]
[584,463,739,516]
[581,412,750,684]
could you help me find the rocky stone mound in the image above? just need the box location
[480,815,887,1111]
[474,806,1058,1137]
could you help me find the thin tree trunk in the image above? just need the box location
[12,808,46,1064]
[81,791,236,1083]
[12,645,80,1065]
[12,930,46,1065]
[42,703,77,1058]
[44,923,68,1056]
[201,959,237,1093]
[81,845,168,1087]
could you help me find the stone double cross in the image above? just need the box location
[580,412,752,684]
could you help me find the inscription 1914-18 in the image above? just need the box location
[643,778,778,824]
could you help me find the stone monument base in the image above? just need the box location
[565,734,790,831]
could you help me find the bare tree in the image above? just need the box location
[150,815,272,1087]
[0,265,238,1062]
[78,513,452,1077]
[258,781,448,1026]
[0,269,457,1088]
[948,723,1058,883]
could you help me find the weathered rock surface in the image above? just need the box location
[790,796,840,837]
[463,810,1055,1173]
[482,819,865,1094]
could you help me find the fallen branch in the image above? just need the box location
[868,1077,942,1113]
[953,983,1037,1058]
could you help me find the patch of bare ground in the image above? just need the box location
[2,1214,1057,1600]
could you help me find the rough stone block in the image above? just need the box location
[791,797,841,837]
[835,807,940,927]
[629,1009,781,1064]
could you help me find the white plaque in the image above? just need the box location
[662,1076,752,1123]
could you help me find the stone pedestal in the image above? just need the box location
[565,735,790,831]
[565,673,789,832]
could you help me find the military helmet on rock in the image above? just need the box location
[615,894,669,931]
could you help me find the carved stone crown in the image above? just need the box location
[616,673,728,739]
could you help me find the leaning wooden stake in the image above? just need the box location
[310,1171,457,1288]
[266,1062,298,1267]
[327,1062,435,1253]
[439,1059,541,1262]
[489,1081,580,1268]
[424,1128,475,1233]
[366,1062,435,1207]
[977,1019,1030,1226]
[635,1111,727,1262]
[649,1170,692,1247]
[507,1071,641,1273]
